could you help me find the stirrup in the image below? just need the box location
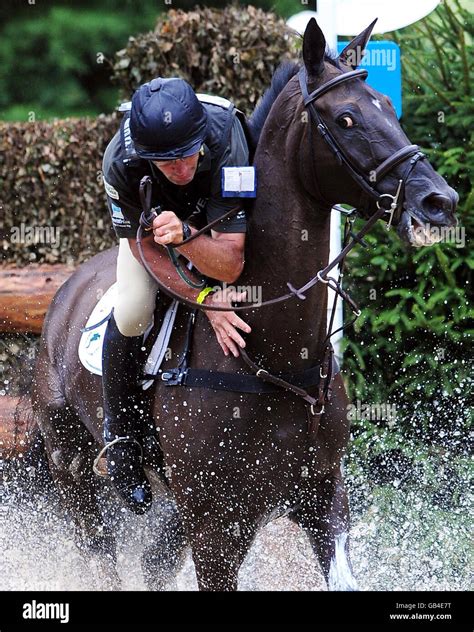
[93,436,143,477]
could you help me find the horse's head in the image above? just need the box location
[301,18,458,246]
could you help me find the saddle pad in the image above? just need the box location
[78,283,178,390]
[78,284,117,377]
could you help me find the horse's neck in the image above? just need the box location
[241,105,332,371]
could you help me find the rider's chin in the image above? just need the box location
[173,176,192,185]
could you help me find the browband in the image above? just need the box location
[299,68,369,105]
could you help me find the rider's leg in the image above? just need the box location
[114,238,158,338]
[102,238,158,514]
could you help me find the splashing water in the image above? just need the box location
[328,533,358,591]
[0,449,470,591]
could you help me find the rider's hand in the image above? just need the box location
[205,288,251,357]
[152,211,183,246]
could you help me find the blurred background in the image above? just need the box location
[0,0,298,121]
[1,0,472,120]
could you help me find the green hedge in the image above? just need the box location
[0,115,118,265]
[343,0,473,453]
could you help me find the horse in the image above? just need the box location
[31,18,458,591]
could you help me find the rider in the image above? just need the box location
[101,77,252,514]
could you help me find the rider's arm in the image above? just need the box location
[151,216,245,283]
[128,235,251,357]
[179,226,245,284]
[128,234,203,301]
[102,132,146,240]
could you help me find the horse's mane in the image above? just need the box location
[247,61,301,148]
[247,52,342,148]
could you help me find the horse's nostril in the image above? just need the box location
[424,193,455,213]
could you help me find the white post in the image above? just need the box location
[315,0,344,363]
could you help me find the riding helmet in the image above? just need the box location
[130,77,208,160]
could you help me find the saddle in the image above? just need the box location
[79,283,178,389]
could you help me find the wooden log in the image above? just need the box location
[0,264,75,333]
[0,395,37,460]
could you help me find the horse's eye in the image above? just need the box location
[337,115,354,129]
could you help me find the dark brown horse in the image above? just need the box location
[32,19,457,590]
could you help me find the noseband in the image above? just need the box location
[298,67,426,228]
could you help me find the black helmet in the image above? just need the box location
[130,77,208,160]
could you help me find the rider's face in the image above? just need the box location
[153,151,200,186]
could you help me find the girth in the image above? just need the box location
[142,307,338,424]
[145,357,339,394]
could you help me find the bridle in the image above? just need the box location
[136,66,427,314]
[298,66,426,229]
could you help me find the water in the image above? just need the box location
[0,457,470,591]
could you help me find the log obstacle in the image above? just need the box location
[0,265,74,459]
[0,395,36,460]
[0,264,75,334]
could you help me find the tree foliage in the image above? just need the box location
[0,4,159,119]
[0,0,284,120]
[111,3,298,112]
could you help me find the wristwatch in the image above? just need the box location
[182,221,192,242]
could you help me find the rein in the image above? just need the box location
[138,177,206,289]
[136,195,385,314]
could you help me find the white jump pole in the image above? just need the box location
[314,0,344,363]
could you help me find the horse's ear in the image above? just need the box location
[303,18,326,77]
[339,18,378,70]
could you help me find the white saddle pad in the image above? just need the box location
[78,283,178,390]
